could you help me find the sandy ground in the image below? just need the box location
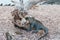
[0,5,60,40]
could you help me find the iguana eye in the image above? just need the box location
[19,18,22,20]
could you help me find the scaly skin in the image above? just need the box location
[25,17,48,40]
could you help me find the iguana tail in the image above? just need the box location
[38,27,48,40]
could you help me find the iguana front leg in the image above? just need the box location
[26,22,34,32]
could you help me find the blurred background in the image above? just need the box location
[0,0,60,6]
